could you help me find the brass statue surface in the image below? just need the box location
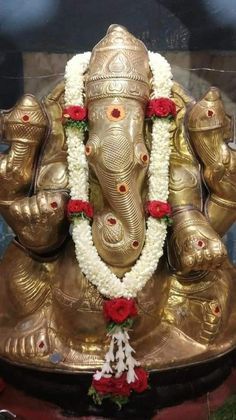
[0,25,236,373]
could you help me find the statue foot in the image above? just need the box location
[168,208,227,274]
[1,307,51,359]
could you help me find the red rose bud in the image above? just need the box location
[92,376,115,395]
[129,368,148,393]
[63,105,87,121]
[145,200,172,219]
[103,298,137,324]
[92,374,130,397]
[67,199,93,219]
[146,98,176,119]
[112,374,131,397]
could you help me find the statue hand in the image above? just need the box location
[168,209,227,274]
[0,94,48,201]
[188,87,236,202]
[9,191,69,254]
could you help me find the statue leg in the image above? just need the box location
[0,243,54,358]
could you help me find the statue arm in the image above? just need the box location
[187,87,236,237]
[0,84,70,255]
[167,83,227,274]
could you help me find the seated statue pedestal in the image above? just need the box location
[0,346,235,418]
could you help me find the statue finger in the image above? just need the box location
[36,190,50,215]
[10,200,25,222]
[29,195,41,222]
[20,201,32,223]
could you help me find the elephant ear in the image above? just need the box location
[170,81,199,166]
[35,81,70,193]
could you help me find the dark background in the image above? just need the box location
[1,0,236,53]
[1,0,236,108]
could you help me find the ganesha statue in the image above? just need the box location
[0,24,236,403]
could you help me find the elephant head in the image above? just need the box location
[85,25,150,269]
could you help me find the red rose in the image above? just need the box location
[145,200,172,219]
[83,201,94,218]
[112,375,131,397]
[92,376,115,395]
[67,199,93,219]
[103,298,137,324]
[146,98,176,118]
[63,106,87,121]
[92,375,130,397]
[129,368,148,393]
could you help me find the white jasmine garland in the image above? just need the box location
[64,51,173,300]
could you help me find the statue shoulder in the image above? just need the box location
[172,81,195,111]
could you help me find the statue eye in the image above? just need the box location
[85,145,93,156]
[140,152,149,164]
[134,143,149,166]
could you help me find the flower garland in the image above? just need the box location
[64,50,174,407]
[65,52,173,300]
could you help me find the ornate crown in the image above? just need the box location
[86,25,150,103]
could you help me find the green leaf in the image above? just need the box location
[106,318,134,334]
[65,119,89,131]
[111,395,129,409]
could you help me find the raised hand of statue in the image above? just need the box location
[0,94,48,201]
[188,88,236,200]
[188,87,236,236]
[9,191,69,254]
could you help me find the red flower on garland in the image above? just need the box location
[146,98,176,119]
[130,368,148,393]
[63,105,87,121]
[145,200,172,219]
[92,374,131,397]
[92,376,117,396]
[67,199,93,220]
[91,368,148,399]
[103,298,137,324]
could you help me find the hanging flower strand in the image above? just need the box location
[64,50,175,408]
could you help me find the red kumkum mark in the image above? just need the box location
[132,240,139,249]
[207,110,214,117]
[22,114,30,122]
[214,306,220,314]
[38,341,45,349]
[117,183,129,194]
[107,217,117,225]
[197,240,205,248]
[111,108,121,119]
[50,201,58,209]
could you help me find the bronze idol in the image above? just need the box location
[0,24,236,386]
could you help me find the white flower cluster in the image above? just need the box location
[64,51,173,299]
[64,52,91,107]
[93,328,140,383]
[148,51,173,98]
